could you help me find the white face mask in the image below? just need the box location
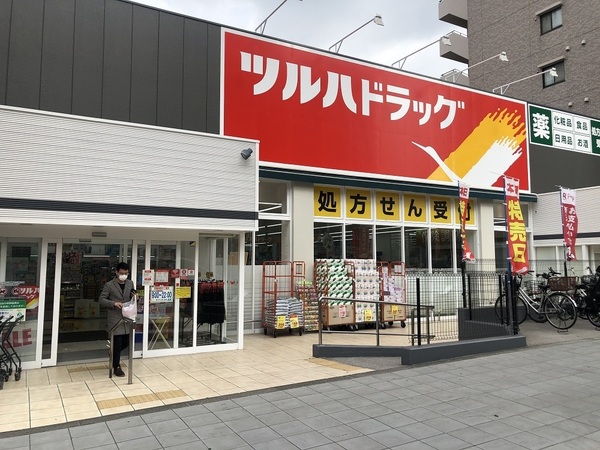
[118,274,128,281]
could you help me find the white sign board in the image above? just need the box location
[150,286,174,303]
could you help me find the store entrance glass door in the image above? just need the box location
[57,240,132,363]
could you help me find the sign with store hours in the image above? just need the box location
[150,286,174,303]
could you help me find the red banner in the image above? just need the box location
[458,182,475,261]
[560,188,578,260]
[223,31,530,192]
[504,178,529,274]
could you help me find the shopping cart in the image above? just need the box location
[0,313,23,384]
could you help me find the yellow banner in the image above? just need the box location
[346,188,372,219]
[314,186,342,218]
[404,194,427,222]
[375,191,400,220]
[430,196,452,224]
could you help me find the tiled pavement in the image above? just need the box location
[2,322,600,449]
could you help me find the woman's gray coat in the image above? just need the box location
[99,278,136,335]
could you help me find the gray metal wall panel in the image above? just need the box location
[0,106,258,229]
[529,143,600,193]
[130,4,158,126]
[206,24,221,134]
[0,1,12,104]
[182,18,208,132]
[102,0,132,121]
[72,0,105,117]
[157,12,183,129]
[6,0,44,109]
[40,0,76,114]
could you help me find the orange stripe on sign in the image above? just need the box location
[428,108,526,182]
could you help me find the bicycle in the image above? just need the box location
[571,266,600,327]
[495,269,578,330]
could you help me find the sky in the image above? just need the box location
[130,0,467,79]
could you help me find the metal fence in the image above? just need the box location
[315,259,587,346]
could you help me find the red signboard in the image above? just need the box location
[504,177,529,274]
[560,188,577,260]
[223,30,530,191]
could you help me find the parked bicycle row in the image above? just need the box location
[495,266,600,331]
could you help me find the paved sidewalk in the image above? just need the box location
[3,338,600,449]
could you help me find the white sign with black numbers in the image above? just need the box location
[150,286,174,303]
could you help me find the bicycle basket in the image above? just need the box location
[547,276,577,291]
[524,280,542,295]
[581,274,597,285]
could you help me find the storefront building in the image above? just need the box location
[2,0,600,366]
[0,106,258,369]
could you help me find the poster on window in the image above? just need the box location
[560,188,578,260]
[458,182,475,262]
[504,177,529,274]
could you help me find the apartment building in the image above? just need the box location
[439,0,600,119]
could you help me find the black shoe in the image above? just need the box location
[113,366,125,377]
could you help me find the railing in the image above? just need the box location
[317,296,435,347]
[108,318,136,384]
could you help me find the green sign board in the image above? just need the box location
[528,104,600,154]
[0,299,26,321]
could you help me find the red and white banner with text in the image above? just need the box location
[458,182,475,262]
[560,188,578,261]
[504,177,529,274]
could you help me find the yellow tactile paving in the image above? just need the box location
[96,398,130,409]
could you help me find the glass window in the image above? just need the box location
[3,240,42,363]
[376,225,402,263]
[255,220,282,264]
[431,228,454,270]
[543,61,565,87]
[494,231,508,270]
[540,7,562,34]
[493,201,530,227]
[345,224,373,259]
[314,223,343,259]
[405,227,429,271]
[148,243,176,350]
[259,179,288,214]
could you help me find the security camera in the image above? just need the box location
[241,148,253,160]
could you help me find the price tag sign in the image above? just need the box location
[339,304,346,318]
[276,315,286,329]
[290,314,299,328]
[365,309,373,322]
[392,305,399,315]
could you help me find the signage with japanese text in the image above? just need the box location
[150,286,174,303]
[375,191,400,221]
[458,183,475,262]
[529,104,600,154]
[224,31,530,191]
[560,188,578,261]
[430,196,453,224]
[314,186,342,218]
[346,188,372,219]
[314,186,475,224]
[404,194,427,222]
[504,178,529,274]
